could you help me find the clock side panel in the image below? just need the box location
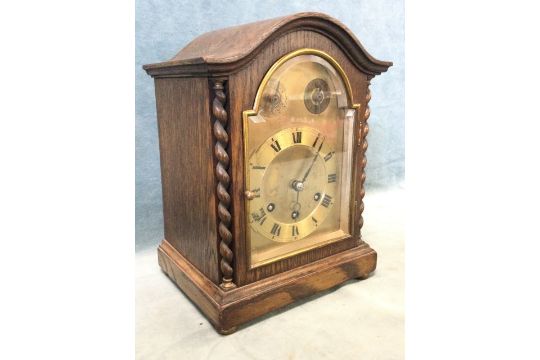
[228,30,370,285]
[154,77,220,284]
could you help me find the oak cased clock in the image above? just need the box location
[143,12,391,334]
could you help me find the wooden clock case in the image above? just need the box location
[143,12,391,334]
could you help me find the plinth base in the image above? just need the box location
[157,239,377,334]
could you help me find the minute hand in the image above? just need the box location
[301,137,325,183]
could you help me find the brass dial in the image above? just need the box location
[247,126,338,242]
[243,49,358,267]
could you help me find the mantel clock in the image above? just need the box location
[143,12,391,334]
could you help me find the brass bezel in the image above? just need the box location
[242,48,362,269]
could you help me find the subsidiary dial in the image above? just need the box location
[262,80,287,115]
[304,78,331,114]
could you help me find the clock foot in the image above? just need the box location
[216,326,237,335]
[355,273,372,280]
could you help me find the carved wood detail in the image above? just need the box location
[212,80,236,290]
[358,86,372,232]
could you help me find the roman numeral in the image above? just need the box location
[292,225,299,237]
[251,207,266,223]
[270,139,281,152]
[328,173,337,183]
[312,133,321,148]
[270,223,281,236]
[252,165,266,170]
[321,194,332,208]
[292,131,302,144]
[324,151,334,162]
[312,217,318,226]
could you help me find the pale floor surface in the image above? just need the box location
[136,187,404,359]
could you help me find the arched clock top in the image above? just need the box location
[143,12,392,77]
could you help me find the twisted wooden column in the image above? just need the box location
[212,80,235,290]
[358,87,372,232]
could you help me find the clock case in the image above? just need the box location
[143,12,391,334]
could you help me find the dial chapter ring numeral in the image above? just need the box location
[247,126,338,242]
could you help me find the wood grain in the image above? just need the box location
[158,239,376,334]
[155,78,220,283]
[143,12,392,78]
[145,12,392,334]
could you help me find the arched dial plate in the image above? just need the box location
[247,126,338,242]
[243,49,359,268]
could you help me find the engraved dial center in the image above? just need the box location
[261,145,324,224]
[247,126,339,243]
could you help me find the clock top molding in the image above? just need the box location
[143,12,392,78]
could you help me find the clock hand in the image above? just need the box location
[301,136,325,183]
[275,80,281,94]
[270,80,281,107]
[295,189,300,209]
[290,184,300,208]
[290,191,301,219]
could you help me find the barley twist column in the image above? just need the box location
[212,80,235,290]
[358,88,372,232]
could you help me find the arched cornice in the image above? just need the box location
[144,12,392,78]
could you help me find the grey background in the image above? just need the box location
[136,0,404,251]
